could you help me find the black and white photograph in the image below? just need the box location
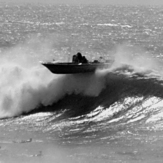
[0,0,163,162]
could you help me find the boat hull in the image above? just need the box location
[42,62,109,74]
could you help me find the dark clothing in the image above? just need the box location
[76,53,82,61]
[72,55,78,63]
[81,56,88,63]
[72,53,88,63]
[93,60,99,63]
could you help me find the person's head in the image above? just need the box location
[77,52,82,59]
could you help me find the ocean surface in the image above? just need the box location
[0,4,163,163]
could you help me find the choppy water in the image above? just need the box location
[0,4,163,163]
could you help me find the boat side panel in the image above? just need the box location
[42,62,110,74]
[42,64,101,74]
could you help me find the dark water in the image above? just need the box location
[0,4,163,163]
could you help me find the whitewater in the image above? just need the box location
[0,42,161,118]
[1,4,163,163]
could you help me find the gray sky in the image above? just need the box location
[1,0,163,5]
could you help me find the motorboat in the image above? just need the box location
[41,61,110,74]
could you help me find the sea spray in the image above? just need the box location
[112,44,163,73]
[0,61,108,118]
[0,40,162,118]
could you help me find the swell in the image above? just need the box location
[2,67,163,143]
[24,70,163,142]
[29,69,163,120]
[0,60,163,120]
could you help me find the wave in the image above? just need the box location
[34,67,163,120]
[0,62,109,118]
[0,43,163,122]
[10,66,162,142]
[1,51,163,145]
[0,60,162,120]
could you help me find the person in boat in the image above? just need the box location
[93,59,99,63]
[72,52,88,63]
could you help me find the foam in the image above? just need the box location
[0,41,162,118]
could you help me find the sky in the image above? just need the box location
[1,0,163,6]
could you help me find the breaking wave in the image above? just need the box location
[0,44,163,147]
[0,43,163,127]
[0,59,162,120]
